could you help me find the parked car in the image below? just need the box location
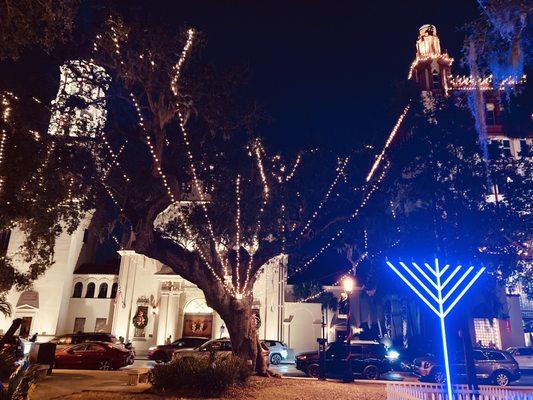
[412,348,520,386]
[50,332,119,349]
[295,340,390,380]
[262,340,289,365]
[507,347,533,371]
[54,341,134,370]
[172,337,270,365]
[148,336,209,363]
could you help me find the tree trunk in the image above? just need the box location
[216,297,268,375]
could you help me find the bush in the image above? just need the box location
[150,354,251,396]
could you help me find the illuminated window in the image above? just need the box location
[432,70,441,89]
[485,103,496,125]
[474,318,502,349]
[502,140,511,157]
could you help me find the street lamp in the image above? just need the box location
[341,276,355,382]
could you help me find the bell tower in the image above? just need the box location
[408,25,453,94]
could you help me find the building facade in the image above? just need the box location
[0,222,323,355]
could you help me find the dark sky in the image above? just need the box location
[154,0,480,152]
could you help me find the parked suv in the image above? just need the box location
[507,347,533,371]
[296,340,390,380]
[50,332,119,348]
[412,348,520,386]
[148,337,209,363]
[262,340,289,365]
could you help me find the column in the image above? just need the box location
[156,294,169,345]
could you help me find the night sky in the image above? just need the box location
[154,0,480,151]
[154,0,482,282]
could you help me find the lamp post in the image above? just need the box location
[342,276,355,382]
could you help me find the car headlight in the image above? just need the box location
[386,350,400,361]
[297,355,306,360]
[280,349,288,358]
[148,346,157,351]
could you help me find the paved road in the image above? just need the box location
[270,363,533,387]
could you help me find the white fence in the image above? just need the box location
[386,382,533,400]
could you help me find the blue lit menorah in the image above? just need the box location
[386,258,485,400]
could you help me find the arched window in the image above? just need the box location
[85,282,95,298]
[97,283,108,298]
[110,283,118,299]
[72,282,83,298]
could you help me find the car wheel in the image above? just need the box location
[493,371,510,386]
[153,351,169,363]
[307,363,320,378]
[363,365,380,380]
[270,353,282,365]
[432,369,446,384]
[98,360,112,371]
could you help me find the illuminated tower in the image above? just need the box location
[408,25,453,94]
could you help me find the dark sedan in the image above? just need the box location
[148,336,209,363]
[54,341,134,370]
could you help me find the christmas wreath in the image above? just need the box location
[132,307,148,329]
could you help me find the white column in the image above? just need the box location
[111,251,136,339]
[166,293,180,341]
[156,294,169,345]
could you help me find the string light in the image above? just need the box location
[271,153,302,183]
[299,156,349,237]
[0,92,15,196]
[449,74,526,91]
[408,54,453,80]
[171,28,231,284]
[242,142,271,293]
[235,174,241,293]
[366,104,410,182]
[298,252,368,303]
[290,161,390,278]
[101,139,129,182]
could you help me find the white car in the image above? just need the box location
[507,347,533,371]
[262,340,289,365]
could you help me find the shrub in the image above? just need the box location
[150,354,251,396]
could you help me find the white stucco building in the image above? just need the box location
[0,222,324,356]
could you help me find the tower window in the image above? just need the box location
[85,282,95,298]
[486,103,496,125]
[502,140,511,157]
[432,70,440,89]
[110,282,118,299]
[72,282,83,298]
[98,282,108,298]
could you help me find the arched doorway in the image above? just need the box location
[182,298,213,338]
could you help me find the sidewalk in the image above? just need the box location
[33,369,150,400]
